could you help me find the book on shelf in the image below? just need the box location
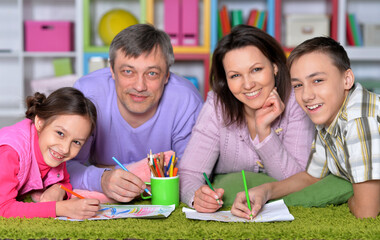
[231,9,243,27]
[346,13,355,46]
[247,9,258,26]
[219,5,231,37]
[348,13,363,46]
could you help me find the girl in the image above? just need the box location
[178,25,315,213]
[0,87,100,219]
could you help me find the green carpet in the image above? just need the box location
[0,200,379,239]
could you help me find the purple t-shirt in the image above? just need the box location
[67,68,203,191]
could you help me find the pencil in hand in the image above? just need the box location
[202,172,221,205]
[60,185,85,199]
[242,170,253,220]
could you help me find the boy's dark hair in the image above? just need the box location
[287,37,351,73]
[210,24,291,126]
[25,87,97,133]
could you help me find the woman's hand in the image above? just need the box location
[56,198,100,219]
[231,184,271,220]
[193,185,224,213]
[255,88,285,141]
[39,184,66,202]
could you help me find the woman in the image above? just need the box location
[178,25,315,213]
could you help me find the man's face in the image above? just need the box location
[290,52,354,127]
[111,48,169,127]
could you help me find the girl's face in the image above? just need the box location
[223,46,277,115]
[35,114,92,168]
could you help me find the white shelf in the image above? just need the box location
[346,47,380,61]
[0,0,82,123]
[23,52,78,57]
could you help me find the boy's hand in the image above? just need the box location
[39,184,66,202]
[255,88,285,141]
[231,184,270,220]
[101,169,146,202]
[193,185,224,213]
[56,198,100,219]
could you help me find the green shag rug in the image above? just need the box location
[0,200,379,239]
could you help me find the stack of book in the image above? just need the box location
[346,13,363,46]
[218,6,267,40]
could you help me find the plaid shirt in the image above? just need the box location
[307,83,380,183]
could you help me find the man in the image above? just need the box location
[67,24,203,202]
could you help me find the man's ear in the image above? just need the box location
[110,66,115,80]
[34,115,45,132]
[344,69,355,90]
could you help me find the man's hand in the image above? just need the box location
[101,169,147,202]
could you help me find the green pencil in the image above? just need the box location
[203,172,221,205]
[242,170,253,220]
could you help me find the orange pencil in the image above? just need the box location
[173,167,178,177]
[60,185,85,199]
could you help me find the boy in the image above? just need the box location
[231,37,380,219]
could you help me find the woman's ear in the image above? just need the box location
[34,115,45,132]
[344,69,355,90]
[273,64,278,76]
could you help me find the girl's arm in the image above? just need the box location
[348,180,380,218]
[0,146,56,218]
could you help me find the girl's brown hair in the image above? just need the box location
[25,87,97,133]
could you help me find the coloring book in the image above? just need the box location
[57,204,175,221]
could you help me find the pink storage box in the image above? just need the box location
[25,21,73,52]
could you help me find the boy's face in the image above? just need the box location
[290,52,354,127]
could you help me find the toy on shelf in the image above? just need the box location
[98,9,138,45]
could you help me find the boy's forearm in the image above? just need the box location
[268,171,319,200]
[348,180,380,218]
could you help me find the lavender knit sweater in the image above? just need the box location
[178,90,315,207]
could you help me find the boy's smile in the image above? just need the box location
[290,52,354,127]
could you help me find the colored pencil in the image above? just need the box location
[112,156,152,196]
[202,172,221,205]
[242,170,253,220]
[60,185,85,199]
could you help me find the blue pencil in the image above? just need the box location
[112,157,152,196]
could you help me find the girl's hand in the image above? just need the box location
[255,88,285,141]
[193,185,224,213]
[39,184,66,202]
[56,198,100,219]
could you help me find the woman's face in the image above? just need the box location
[223,46,277,114]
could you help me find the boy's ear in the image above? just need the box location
[34,115,45,132]
[343,69,355,90]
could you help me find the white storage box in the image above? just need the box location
[285,14,330,48]
[363,24,380,46]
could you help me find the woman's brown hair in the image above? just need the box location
[210,25,291,126]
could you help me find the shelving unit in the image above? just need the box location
[337,0,380,93]
[1,0,379,128]
[0,0,82,127]
[82,0,211,98]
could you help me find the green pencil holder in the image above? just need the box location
[141,175,179,208]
